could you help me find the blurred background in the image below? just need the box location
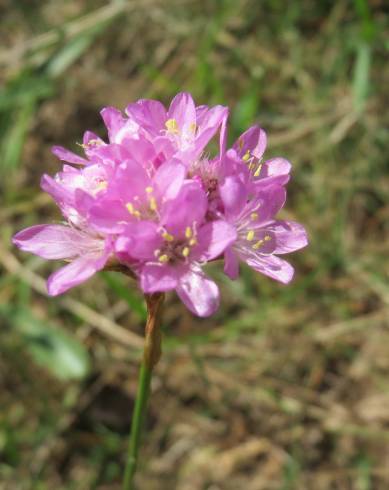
[0,1,388,489]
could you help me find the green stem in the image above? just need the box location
[123,292,164,490]
[123,361,152,489]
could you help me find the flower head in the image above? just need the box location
[13,92,307,316]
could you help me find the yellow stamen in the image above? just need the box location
[254,163,263,177]
[185,226,192,239]
[264,235,271,241]
[145,186,153,194]
[126,203,141,217]
[189,122,197,133]
[162,232,174,242]
[189,238,197,246]
[158,254,169,263]
[246,230,255,241]
[238,138,244,151]
[250,212,258,220]
[165,118,179,133]
[242,150,251,162]
[182,247,190,258]
[149,197,157,211]
[253,240,264,250]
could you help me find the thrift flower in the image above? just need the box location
[13,92,307,317]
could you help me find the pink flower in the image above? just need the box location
[13,92,307,317]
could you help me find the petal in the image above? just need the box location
[125,99,167,134]
[266,220,308,254]
[140,264,178,293]
[224,247,239,279]
[176,267,220,317]
[167,92,196,132]
[219,150,250,214]
[194,220,237,261]
[162,182,207,237]
[250,186,287,226]
[253,158,291,188]
[47,255,105,296]
[88,199,130,233]
[233,126,267,160]
[245,254,294,284]
[115,221,162,260]
[51,146,88,165]
[194,105,229,154]
[12,224,102,260]
[153,159,186,201]
[100,106,125,142]
[40,174,74,205]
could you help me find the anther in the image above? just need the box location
[158,254,169,263]
[246,230,255,241]
[242,150,251,162]
[185,227,192,239]
[182,247,190,257]
[254,164,263,177]
[165,118,179,133]
[145,186,153,194]
[250,212,258,220]
[162,232,174,242]
[149,197,157,211]
[252,240,264,250]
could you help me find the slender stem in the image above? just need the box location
[123,292,164,490]
[123,361,152,489]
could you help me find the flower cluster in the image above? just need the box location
[13,93,307,317]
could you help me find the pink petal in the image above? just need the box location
[245,254,294,284]
[47,255,105,296]
[194,220,237,261]
[162,182,207,237]
[116,222,162,260]
[224,247,239,279]
[167,92,196,131]
[250,186,286,225]
[88,199,130,233]
[233,126,267,160]
[100,106,125,141]
[266,221,308,254]
[125,99,167,134]
[140,264,178,293]
[153,159,186,201]
[176,267,220,317]
[13,225,101,260]
[51,146,88,165]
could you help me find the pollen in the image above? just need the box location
[246,230,255,241]
[250,212,258,220]
[126,203,141,217]
[145,186,153,194]
[242,150,251,162]
[162,231,174,242]
[165,118,179,134]
[189,238,197,246]
[149,197,158,211]
[158,254,169,263]
[189,122,197,133]
[252,239,264,250]
[264,235,271,241]
[254,163,263,177]
[182,247,190,257]
[185,226,192,239]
